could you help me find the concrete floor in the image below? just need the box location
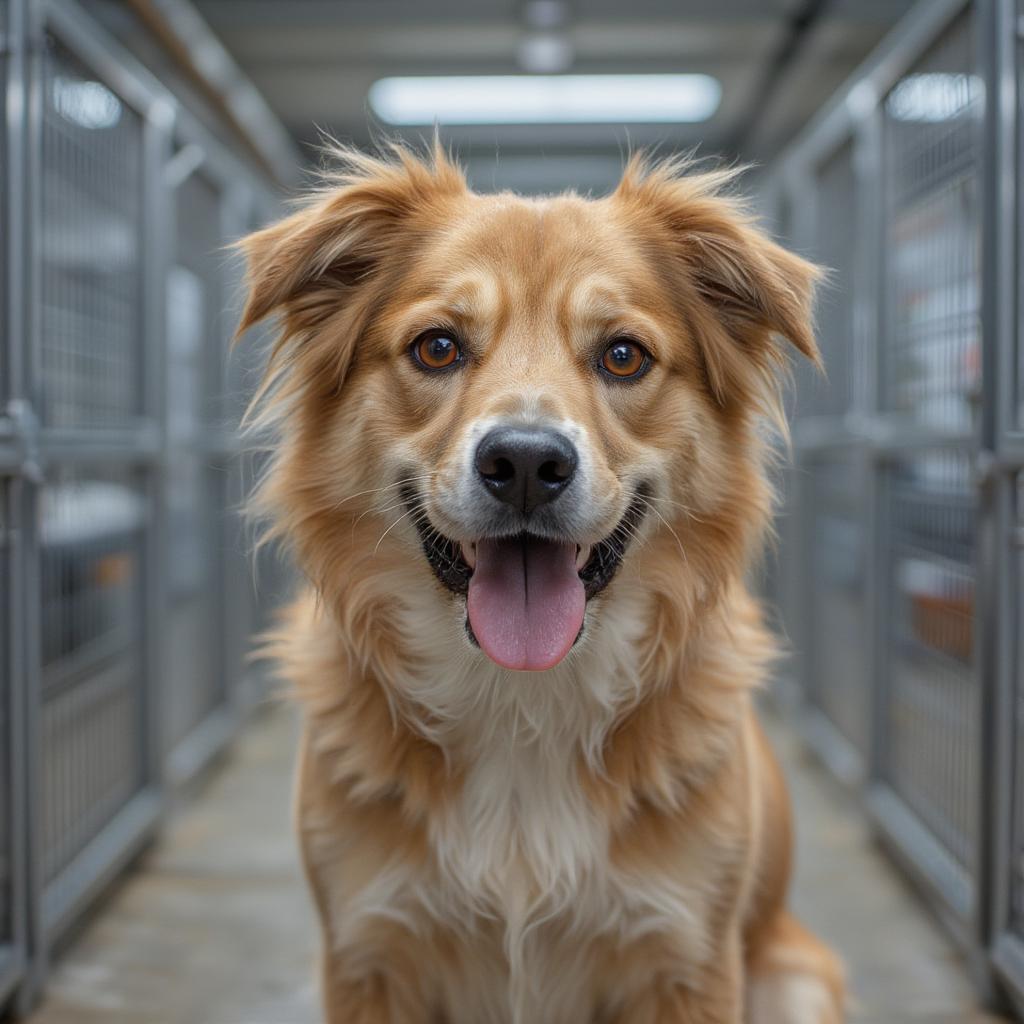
[27,702,1007,1024]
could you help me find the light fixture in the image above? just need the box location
[517,34,574,74]
[52,76,122,129]
[886,73,981,123]
[368,74,722,126]
[523,0,567,30]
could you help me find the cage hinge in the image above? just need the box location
[3,399,44,484]
[972,449,997,488]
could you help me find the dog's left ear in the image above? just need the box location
[616,158,822,408]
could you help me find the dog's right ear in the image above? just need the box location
[236,144,465,338]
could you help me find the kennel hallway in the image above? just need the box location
[1,0,1023,1020]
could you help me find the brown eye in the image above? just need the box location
[600,338,650,380]
[412,331,462,371]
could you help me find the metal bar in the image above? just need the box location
[2,480,28,1018]
[0,950,25,1011]
[36,428,163,463]
[2,0,30,1014]
[870,784,975,941]
[163,703,237,790]
[988,466,1020,1009]
[852,108,883,422]
[139,97,173,799]
[992,931,1024,1019]
[975,0,1018,997]
[794,428,980,458]
[801,705,864,786]
[39,788,160,941]
[17,0,45,1005]
[857,100,886,807]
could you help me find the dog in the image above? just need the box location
[237,143,845,1024]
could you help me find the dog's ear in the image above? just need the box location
[616,156,822,409]
[236,143,465,338]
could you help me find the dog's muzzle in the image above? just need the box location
[402,466,649,672]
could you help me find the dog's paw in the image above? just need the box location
[747,971,844,1024]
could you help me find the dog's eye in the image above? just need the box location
[600,339,650,380]
[412,331,463,372]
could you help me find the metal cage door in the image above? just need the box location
[869,9,984,940]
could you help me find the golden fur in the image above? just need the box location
[237,142,845,1023]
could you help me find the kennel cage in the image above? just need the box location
[764,0,1024,1011]
[0,0,285,1013]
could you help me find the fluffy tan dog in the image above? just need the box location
[237,143,845,1024]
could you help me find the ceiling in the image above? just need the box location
[190,0,916,193]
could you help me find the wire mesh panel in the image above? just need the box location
[880,451,977,874]
[39,37,144,429]
[882,14,982,434]
[806,142,857,417]
[39,467,146,895]
[163,170,227,757]
[805,455,870,756]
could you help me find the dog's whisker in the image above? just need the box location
[352,497,417,529]
[329,474,435,513]
[638,496,688,567]
[371,500,435,556]
[642,492,707,525]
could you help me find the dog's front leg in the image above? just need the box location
[607,933,743,1024]
[296,730,440,1024]
[320,948,432,1024]
[320,955,396,1024]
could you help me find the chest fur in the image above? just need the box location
[433,732,607,921]
[422,737,715,1024]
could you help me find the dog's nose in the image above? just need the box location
[475,427,578,514]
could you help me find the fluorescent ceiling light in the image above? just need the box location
[368,74,721,126]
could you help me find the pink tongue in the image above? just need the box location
[467,537,585,671]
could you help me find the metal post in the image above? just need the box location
[18,0,45,1006]
[141,98,175,798]
[978,0,1019,1007]
[1,0,32,1003]
[854,103,885,798]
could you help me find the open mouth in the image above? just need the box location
[401,485,647,671]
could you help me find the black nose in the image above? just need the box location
[474,427,578,514]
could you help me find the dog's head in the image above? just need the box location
[239,145,819,674]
